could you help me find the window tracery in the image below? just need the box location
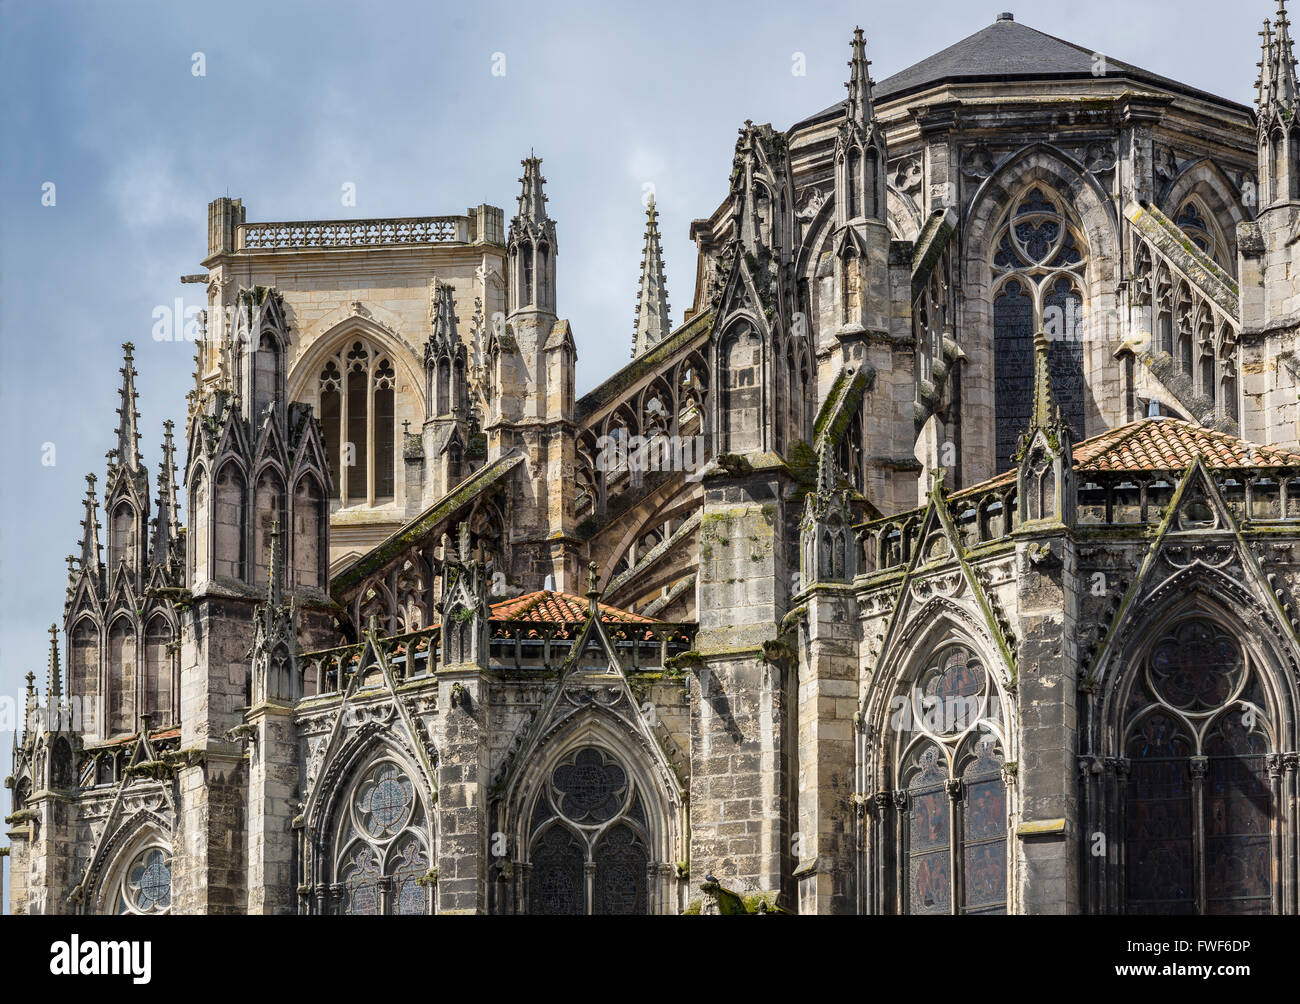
[528,746,652,915]
[115,846,172,915]
[991,188,1088,470]
[894,643,1008,915]
[1121,618,1273,914]
[319,339,397,506]
[333,758,431,915]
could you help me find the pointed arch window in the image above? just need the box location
[990,188,1088,471]
[318,340,397,506]
[70,618,101,736]
[892,643,1009,915]
[143,615,174,728]
[1121,618,1274,914]
[527,746,652,915]
[106,618,137,736]
[332,758,432,915]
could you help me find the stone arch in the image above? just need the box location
[503,705,682,915]
[1159,158,1246,273]
[87,810,174,916]
[1086,570,1297,914]
[318,738,436,915]
[1094,568,1299,757]
[864,602,1016,793]
[861,605,1017,915]
[289,315,423,406]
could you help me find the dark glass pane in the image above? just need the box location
[909,788,949,853]
[1204,709,1272,914]
[922,647,986,735]
[1014,219,1060,262]
[1125,720,1195,915]
[592,823,648,915]
[530,825,585,915]
[321,371,341,499]
[1016,189,1057,215]
[908,842,952,915]
[1049,231,1083,267]
[907,736,952,916]
[375,385,395,499]
[994,279,1035,472]
[962,740,1007,913]
[994,231,1027,270]
[1041,279,1086,441]
[346,367,368,502]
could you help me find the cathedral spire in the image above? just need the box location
[845,27,875,129]
[113,342,143,473]
[515,153,550,224]
[631,195,672,358]
[151,420,182,572]
[78,473,103,585]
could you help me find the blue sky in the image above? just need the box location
[0,0,1262,893]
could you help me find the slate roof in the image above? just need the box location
[954,418,1300,499]
[798,14,1248,126]
[490,590,661,624]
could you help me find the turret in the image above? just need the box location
[1258,2,1300,206]
[831,29,890,342]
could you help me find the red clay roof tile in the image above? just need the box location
[489,590,659,624]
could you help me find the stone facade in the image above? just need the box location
[8,9,1300,915]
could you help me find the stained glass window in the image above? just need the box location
[962,738,1008,914]
[905,745,952,915]
[990,188,1088,471]
[896,644,1008,915]
[528,746,653,915]
[332,758,430,915]
[530,825,586,916]
[116,846,172,915]
[1122,619,1275,915]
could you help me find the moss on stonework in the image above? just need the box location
[664,650,704,670]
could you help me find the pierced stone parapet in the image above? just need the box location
[238,216,468,250]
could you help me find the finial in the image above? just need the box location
[1028,331,1062,434]
[47,624,62,704]
[112,341,143,472]
[586,561,600,599]
[267,516,283,609]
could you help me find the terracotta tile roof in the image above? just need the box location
[1072,418,1300,473]
[953,418,1300,500]
[489,590,660,624]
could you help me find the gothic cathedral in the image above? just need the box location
[10,9,1300,915]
